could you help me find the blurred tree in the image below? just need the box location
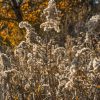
[0,0,43,47]
[0,0,99,47]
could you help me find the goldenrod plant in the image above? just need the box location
[0,0,100,100]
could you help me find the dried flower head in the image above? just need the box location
[19,21,41,45]
[0,53,11,70]
[40,0,61,32]
[90,15,100,22]
[86,14,100,34]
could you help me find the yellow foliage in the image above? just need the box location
[0,0,90,47]
[13,96,19,100]
[96,85,100,89]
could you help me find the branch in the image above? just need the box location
[10,0,23,22]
